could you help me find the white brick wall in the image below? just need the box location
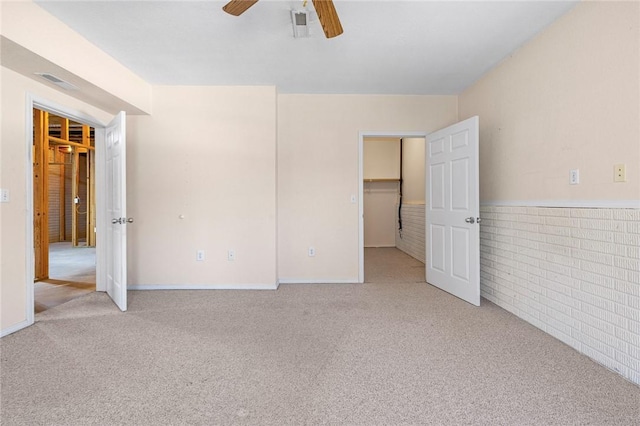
[395,203,425,263]
[480,205,640,385]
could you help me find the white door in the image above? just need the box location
[426,116,480,306]
[105,112,127,311]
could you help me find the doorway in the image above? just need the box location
[33,108,97,312]
[358,132,427,283]
[22,95,127,331]
[359,118,481,305]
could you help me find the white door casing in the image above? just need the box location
[105,112,127,311]
[8,95,127,338]
[426,116,480,306]
[358,131,428,283]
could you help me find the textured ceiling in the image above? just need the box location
[35,0,577,94]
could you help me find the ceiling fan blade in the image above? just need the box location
[312,0,343,38]
[222,0,259,16]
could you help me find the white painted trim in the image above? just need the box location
[278,279,360,284]
[358,131,428,284]
[358,134,364,283]
[0,319,32,338]
[128,283,279,290]
[480,200,640,209]
[9,93,106,338]
[360,131,428,139]
[24,94,36,332]
[30,95,105,128]
[94,128,106,293]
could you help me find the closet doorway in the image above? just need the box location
[33,108,97,312]
[361,134,426,283]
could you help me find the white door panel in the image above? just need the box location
[105,112,127,312]
[430,224,446,272]
[426,116,480,306]
[430,162,445,209]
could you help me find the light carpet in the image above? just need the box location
[1,248,638,425]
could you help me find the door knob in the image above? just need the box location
[112,217,133,224]
[465,217,475,224]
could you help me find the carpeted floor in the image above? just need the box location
[1,248,638,425]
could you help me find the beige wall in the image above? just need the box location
[458,1,640,386]
[0,66,113,332]
[362,136,426,248]
[459,1,640,203]
[363,138,400,180]
[401,137,426,204]
[126,86,277,288]
[277,95,458,281]
[364,181,398,247]
[363,138,400,247]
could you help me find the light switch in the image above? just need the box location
[614,164,626,182]
[350,194,357,203]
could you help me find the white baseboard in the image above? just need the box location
[128,283,279,291]
[1,319,32,338]
[278,279,360,284]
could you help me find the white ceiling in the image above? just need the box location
[35,0,577,95]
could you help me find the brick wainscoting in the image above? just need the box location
[395,203,425,263]
[480,205,639,385]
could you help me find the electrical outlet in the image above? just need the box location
[196,250,205,261]
[614,164,626,182]
[228,250,236,261]
[308,247,315,257]
[569,169,579,185]
[0,188,9,203]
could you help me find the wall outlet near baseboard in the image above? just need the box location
[308,247,315,257]
[614,164,626,182]
[569,169,579,185]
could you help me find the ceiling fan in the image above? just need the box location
[222,0,344,38]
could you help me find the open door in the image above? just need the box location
[105,112,127,311]
[426,116,480,306]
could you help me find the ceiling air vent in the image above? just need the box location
[291,9,309,38]
[35,73,79,91]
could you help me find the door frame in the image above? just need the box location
[25,94,107,327]
[358,131,427,283]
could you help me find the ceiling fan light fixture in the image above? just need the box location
[290,9,309,38]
